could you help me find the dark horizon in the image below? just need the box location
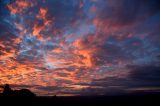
[0,84,160,97]
[0,84,160,106]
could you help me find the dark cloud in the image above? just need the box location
[10,84,38,88]
[97,0,160,26]
[44,0,83,28]
[94,42,132,65]
[128,65,160,82]
[36,86,73,91]
[78,64,160,95]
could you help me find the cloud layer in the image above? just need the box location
[0,0,160,96]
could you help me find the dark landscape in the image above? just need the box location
[0,84,160,105]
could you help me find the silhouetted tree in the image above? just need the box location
[2,84,36,97]
[2,84,13,96]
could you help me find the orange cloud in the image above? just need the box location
[36,7,47,20]
[32,7,52,40]
[73,39,95,67]
[37,7,52,26]
[7,0,34,14]
[52,48,62,53]
[32,22,44,36]
[0,49,16,60]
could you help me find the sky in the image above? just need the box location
[0,0,160,96]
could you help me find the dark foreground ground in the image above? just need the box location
[0,93,160,106]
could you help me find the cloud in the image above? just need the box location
[96,0,160,26]
[128,65,160,82]
[78,63,160,95]
[7,0,34,14]
[0,0,160,96]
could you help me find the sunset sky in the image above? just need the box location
[0,0,160,96]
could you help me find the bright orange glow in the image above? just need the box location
[32,23,44,36]
[52,48,62,53]
[73,39,94,67]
